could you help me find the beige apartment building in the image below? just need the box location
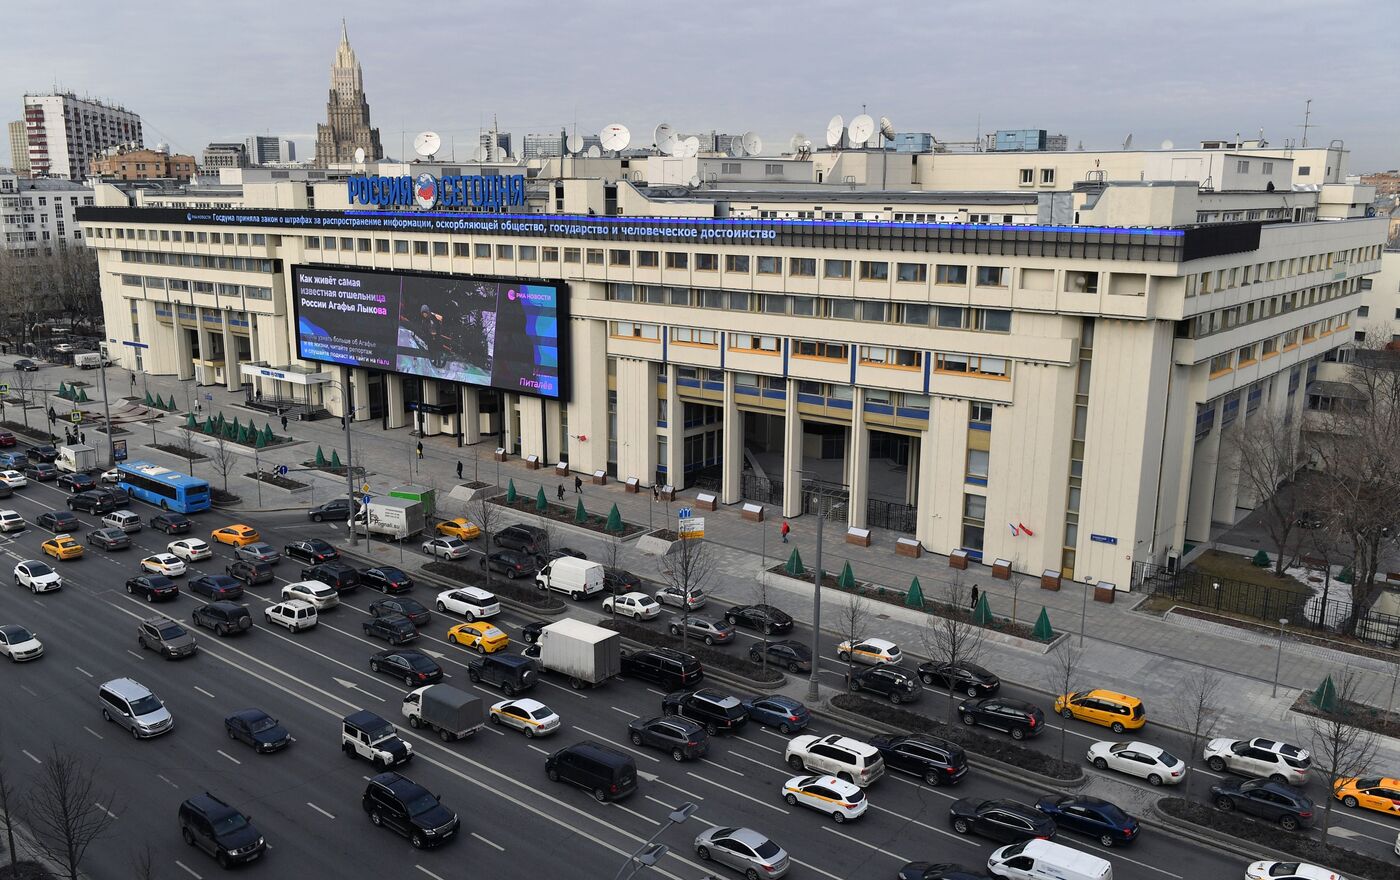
[77,143,1385,592]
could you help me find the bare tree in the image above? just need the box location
[1046,643,1084,761]
[836,591,871,691]
[1229,412,1306,574]
[1168,669,1223,797]
[7,367,35,430]
[130,843,156,880]
[26,749,118,880]
[171,425,199,476]
[0,755,21,877]
[600,534,625,626]
[1307,668,1380,835]
[662,535,713,652]
[206,432,240,493]
[921,579,986,722]
[469,497,502,588]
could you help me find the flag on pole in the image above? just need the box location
[1019,522,1034,536]
[1008,523,1020,536]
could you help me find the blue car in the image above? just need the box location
[0,452,29,469]
[1034,794,1138,847]
[739,695,811,734]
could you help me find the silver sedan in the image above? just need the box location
[422,537,471,560]
[694,826,789,879]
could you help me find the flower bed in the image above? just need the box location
[599,618,783,684]
[1290,690,1400,738]
[422,560,564,612]
[491,494,645,538]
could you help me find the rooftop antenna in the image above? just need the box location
[412,131,441,161]
[687,174,701,188]
[741,131,762,157]
[825,114,845,149]
[353,146,366,168]
[848,114,875,148]
[654,123,677,156]
[1299,98,1313,148]
[1159,139,1174,151]
[788,133,810,157]
[1257,128,1267,147]
[473,145,488,162]
[599,123,631,154]
[586,144,602,159]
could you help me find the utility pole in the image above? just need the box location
[97,357,114,466]
[807,499,824,703]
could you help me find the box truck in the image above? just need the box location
[401,684,485,742]
[531,618,621,689]
[351,497,426,540]
[74,352,102,369]
[57,444,97,474]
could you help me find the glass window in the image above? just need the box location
[304,236,320,249]
[495,244,513,259]
[520,245,537,261]
[563,247,581,263]
[669,287,691,305]
[665,252,688,269]
[757,255,781,275]
[859,261,889,280]
[587,248,605,265]
[762,295,787,314]
[542,247,559,261]
[936,264,968,285]
[828,299,855,319]
[724,254,750,273]
[824,259,851,279]
[976,266,1007,287]
[695,253,717,271]
[431,241,447,256]
[637,250,658,267]
[978,309,1012,332]
[964,494,986,520]
[861,301,888,322]
[902,304,930,325]
[896,263,927,283]
[413,241,428,255]
[609,249,630,266]
[967,449,989,479]
[788,257,816,277]
[394,240,409,254]
[727,292,751,311]
[454,243,469,257]
[642,286,666,304]
[936,306,966,329]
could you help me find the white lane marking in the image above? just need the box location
[610,706,636,717]
[19,684,36,696]
[21,750,40,764]
[611,802,661,826]
[789,855,849,880]
[125,649,145,660]
[637,772,705,801]
[157,774,179,788]
[821,826,908,862]
[307,802,335,819]
[83,726,103,740]
[725,751,772,771]
[331,676,386,703]
[73,665,93,678]
[538,677,589,697]
[216,749,241,765]
[645,687,667,697]
[684,772,788,813]
[1337,809,1400,835]
[699,757,744,777]
[573,727,660,763]
[175,860,203,878]
[31,598,45,607]
[738,732,785,754]
[1078,839,1183,878]
[94,801,118,819]
[193,686,216,699]
[415,867,447,880]
[527,744,549,755]
[470,832,504,851]
[867,804,976,844]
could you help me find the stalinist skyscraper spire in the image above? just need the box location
[314,21,383,167]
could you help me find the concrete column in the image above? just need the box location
[172,317,194,381]
[847,387,870,529]
[782,385,803,518]
[349,368,372,422]
[615,359,657,483]
[461,387,482,445]
[221,318,240,391]
[720,373,743,504]
[915,423,939,550]
[384,374,407,429]
[664,372,684,490]
[420,382,442,436]
[1185,417,1221,544]
[544,399,562,465]
[1211,395,1244,523]
[504,394,518,454]
[518,395,546,461]
[194,311,213,384]
[906,435,920,504]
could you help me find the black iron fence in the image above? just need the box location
[1133,561,1400,647]
[741,472,784,507]
[867,497,918,533]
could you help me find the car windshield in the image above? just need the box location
[249,716,279,733]
[753,839,781,859]
[129,695,163,715]
[211,813,248,834]
[1,626,33,641]
[156,624,184,639]
[1267,866,1299,877]
[27,562,53,576]
[166,515,189,524]
[403,791,439,817]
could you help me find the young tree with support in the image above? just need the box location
[921,578,986,723]
[1307,668,1380,835]
[27,749,119,880]
[1046,642,1083,763]
[1168,669,1223,798]
[662,534,713,652]
[837,591,871,691]
[470,496,502,589]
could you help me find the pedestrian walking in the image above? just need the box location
[456,460,463,479]
[780,520,790,543]
[280,414,288,432]
[129,374,135,392]
[79,431,86,445]
[574,475,582,494]
[969,584,980,610]
[416,441,424,460]
[557,484,565,501]
[652,485,659,502]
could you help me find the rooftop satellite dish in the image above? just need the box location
[566,132,584,154]
[1160,139,1174,150]
[1122,133,1133,150]
[688,175,701,188]
[681,136,700,158]
[600,123,631,152]
[788,133,808,153]
[879,116,896,142]
[848,114,875,147]
[825,114,845,148]
[654,123,677,155]
[413,131,442,159]
[586,144,602,159]
[741,131,762,156]
[353,147,366,164]
[727,139,745,158]
[474,145,489,162]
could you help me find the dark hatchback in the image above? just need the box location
[370,648,443,686]
[957,697,1045,740]
[739,695,811,734]
[749,639,811,672]
[189,575,244,602]
[918,661,1001,698]
[1210,778,1314,831]
[150,512,191,534]
[869,734,968,786]
[226,560,275,586]
[370,597,431,627]
[949,798,1057,843]
[1034,794,1139,847]
[724,603,794,635]
[361,565,414,593]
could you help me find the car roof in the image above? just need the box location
[721,827,771,847]
[859,637,899,650]
[185,792,240,820]
[504,697,548,712]
[1083,688,1140,704]
[100,677,153,699]
[275,599,316,611]
[228,707,271,723]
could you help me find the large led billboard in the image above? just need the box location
[292,266,567,400]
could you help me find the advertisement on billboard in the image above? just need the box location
[292,265,566,400]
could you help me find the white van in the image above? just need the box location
[535,556,605,601]
[102,510,143,533]
[988,839,1112,880]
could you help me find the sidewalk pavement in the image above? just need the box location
[61,364,1400,769]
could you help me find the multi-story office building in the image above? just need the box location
[77,141,1384,591]
[22,93,141,180]
[202,143,249,169]
[90,146,197,181]
[314,24,382,166]
[478,132,511,160]
[8,120,29,175]
[245,136,296,165]
[2,172,93,253]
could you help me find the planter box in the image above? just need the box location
[1041,569,1061,591]
[741,502,764,522]
[948,547,969,568]
[694,492,717,511]
[899,538,924,559]
[525,454,541,470]
[493,447,508,462]
[636,531,681,557]
[659,484,676,502]
[447,483,504,504]
[992,558,1012,580]
[846,527,871,547]
[624,477,640,494]
[554,462,569,477]
[1094,582,1116,604]
[591,470,607,486]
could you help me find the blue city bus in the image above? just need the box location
[116,461,211,513]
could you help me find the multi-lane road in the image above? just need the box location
[0,450,1391,879]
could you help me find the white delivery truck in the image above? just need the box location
[74,352,102,369]
[534,556,605,600]
[987,839,1112,880]
[351,497,426,541]
[529,618,621,689]
[401,684,485,742]
[57,444,97,474]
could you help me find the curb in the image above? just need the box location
[336,547,570,618]
[1145,799,1289,863]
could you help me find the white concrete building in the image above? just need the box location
[77,146,1385,592]
[1,172,93,253]
[22,93,142,180]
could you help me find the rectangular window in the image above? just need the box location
[861,301,888,322]
[970,402,993,424]
[824,259,851,279]
[1040,168,1056,185]
[936,306,967,329]
[636,250,658,267]
[413,241,429,255]
[896,262,927,283]
[790,296,816,316]
[304,235,320,249]
[756,255,781,275]
[936,264,968,285]
[668,287,691,305]
[608,249,630,266]
[609,321,659,340]
[975,266,1007,287]
[935,353,1007,377]
[1236,160,1250,173]
[1237,345,1255,365]
[977,309,1012,332]
[859,261,889,280]
[695,253,718,271]
[966,449,990,481]
[586,248,605,265]
[453,243,469,257]
[762,295,787,314]
[641,286,666,304]
[1019,168,1034,185]
[665,252,688,269]
[431,241,448,256]
[730,334,780,352]
[1210,354,1233,374]
[793,340,847,360]
[541,247,559,261]
[609,284,634,302]
[859,346,922,368]
[901,304,930,325]
[727,292,751,311]
[788,257,816,277]
[394,240,409,254]
[563,247,581,263]
[474,243,490,257]
[828,299,855,320]
[671,327,717,346]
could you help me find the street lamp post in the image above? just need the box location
[317,374,363,547]
[1271,618,1288,698]
[612,802,696,880]
[96,356,115,467]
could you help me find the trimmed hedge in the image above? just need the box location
[1159,797,1393,880]
[832,693,1081,781]
[422,561,564,611]
[599,618,783,684]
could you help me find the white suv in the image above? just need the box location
[1204,737,1311,786]
[263,599,318,633]
[434,587,500,621]
[785,733,885,787]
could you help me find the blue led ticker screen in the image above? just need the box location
[292,265,566,400]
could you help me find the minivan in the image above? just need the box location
[102,510,143,533]
[986,838,1112,880]
[99,678,174,738]
[535,556,605,600]
[495,523,547,553]
[545,741,638,802]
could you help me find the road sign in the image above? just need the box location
[69,410,82,424]
[0,383,8,396]
[677,507,693,519]
[362,495,372,506]
[678,517,705,540]
[121,340,150,349]
[361,483,371,493]
[204,393,213,401]
[275,465,289,476]
[112,439,128,462]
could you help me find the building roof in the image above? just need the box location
[8,177,91,192]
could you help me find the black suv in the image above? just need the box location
[480,549,536,579]
[467,653,538,696]
[178,793,265,867]
[309,497,358,522]
[226,559,275,586]
[284,538,340,564]
[749,639,811,672]
[493,523,546,553]
[620,647,704,689]
[370,597,431,627]
[850,666,922,704]
[724,603,794,635]
[362,772,459,849]
[918,661,1001,698]
[191,600,253,636]
[957,697,1044,740]
[868,734,968,786]
[662,689,748,735]
[150,512,191,534]
[628,716,709,761]
[302,561,360,592]
[363,613,418,645]
[68,490,114,515]
[36,511,79,533]
[1210,779,1314,830]
[361,565,413,594]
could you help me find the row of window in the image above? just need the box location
[0,195,91,208]
[93,227,268,246]
[1189,280,1357,340]
[1187,244,1381,296]
[1207,315,1348,376]
[119,250,276,273]
[121,275,272,300]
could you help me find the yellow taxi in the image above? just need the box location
[41,534,84,561]
[211,524,260,547]
[1054,689,1146,733]
[1334,776,1400,817]
[447,621,509,654]
[435,517,481,540]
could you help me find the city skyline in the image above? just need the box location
[3,0,1398,171]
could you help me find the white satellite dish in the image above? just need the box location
[1122,133,1133,150]
[413,131,442,159]
[600,123,631,152]
[788,133,808,153]
[825,114,845,148]
[566,132,584,154]
[353,147,366,164]
[654,123,677,155]
[727,139,745,158]
[848,114,875,147]
[586,144,602,159]
[741,131,762,156]
[879,116,896,142]
[687,175,701,188]
[473,145,489,162]
[1160,139,1174,150]
[681,136,700,158]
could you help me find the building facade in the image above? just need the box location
[2,173,93,253]
[245,136,295,165]
[90,146,196,181]
[8,120,29,175]
[313,24,382,166]
[22,93,141,179]
[78,147,1384,592]
[202,143,249,169]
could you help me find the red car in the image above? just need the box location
[0,432,15,448]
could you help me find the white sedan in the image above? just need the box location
[0,471,27,489]
[282,580,340,611]
[168,538,212,562]
[781,774,867,822]
[1086,740,1186,786]
[489,698,561,737]
[0,624,43,662]
[603,591,662,620]
[141,554,186,577]
[421,537,471,560]
[1204,737,1311,786]
[837,637,903,667]
[14,560,62,593]
[1246,862,1350,880]
[100,468,123,485]
[435,587,499,621]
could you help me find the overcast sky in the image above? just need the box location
[5,0,1397,171]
